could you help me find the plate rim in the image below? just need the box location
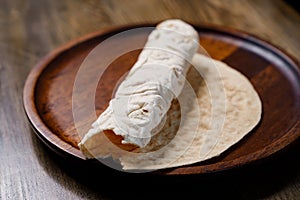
[23,23,300,175]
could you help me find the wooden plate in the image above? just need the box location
[23,23,300,175]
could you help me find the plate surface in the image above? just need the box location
[23,24,300,175]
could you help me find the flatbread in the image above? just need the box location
[80,54,262,171]
[78,19,199,149]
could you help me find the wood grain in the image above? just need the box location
[1,0,300,199]
[23,24,300,175]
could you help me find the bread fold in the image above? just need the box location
[79,19,199,151]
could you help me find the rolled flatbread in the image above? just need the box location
[78,20,262,171]
[79,19,199,151]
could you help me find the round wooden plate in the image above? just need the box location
[23,23,300,175]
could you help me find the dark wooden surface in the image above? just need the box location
[23,24,300,175]
[1,0,300,199]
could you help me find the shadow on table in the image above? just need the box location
[31,130,300,199]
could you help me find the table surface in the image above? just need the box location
[1,0,300,199]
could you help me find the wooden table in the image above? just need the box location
[1,0,300,199]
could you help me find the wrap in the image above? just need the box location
[79,19,199,151]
